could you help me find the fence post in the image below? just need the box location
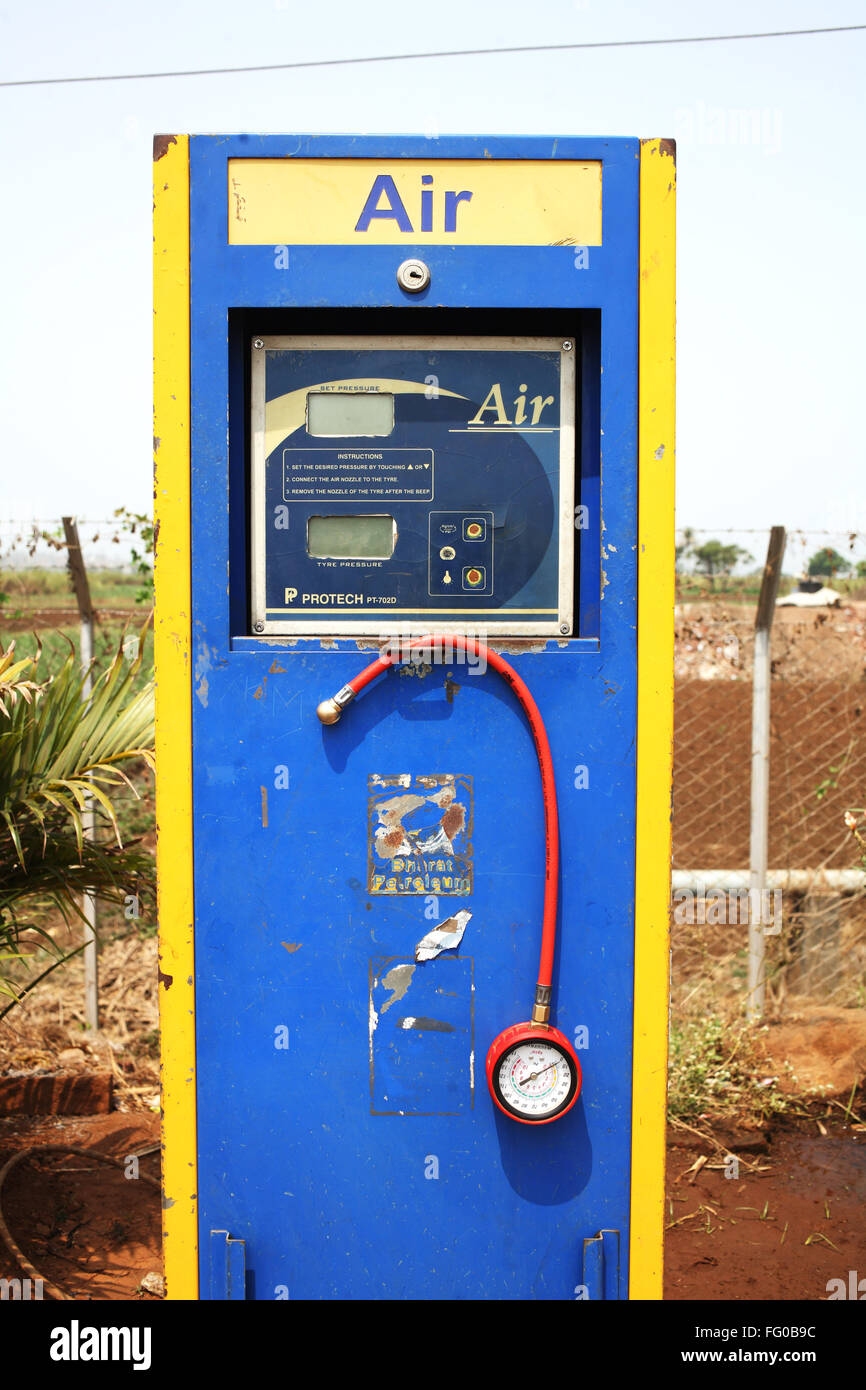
[62,516,99,1031]
[747,525,786,1021]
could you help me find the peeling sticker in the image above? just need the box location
[415,910,471,962]
[380,963,415,1013]
[368,774,473,895]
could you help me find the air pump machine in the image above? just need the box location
[154,134,675,1300]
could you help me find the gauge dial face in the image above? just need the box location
[494,1038,577,1122]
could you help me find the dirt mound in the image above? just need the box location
[758,1006,866,1097]
[675,599,866,682]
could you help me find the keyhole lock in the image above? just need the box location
[396,259,431,293]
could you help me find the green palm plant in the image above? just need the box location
[0,630,155,1009]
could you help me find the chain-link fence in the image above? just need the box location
[4,517,864,1024]
[672,528,866,1022]
[0,515,152,625]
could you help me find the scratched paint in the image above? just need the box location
[396,1016,455,1032]
[379,963,415,1013]
[193,642,212,707]
[369,956,474,1116]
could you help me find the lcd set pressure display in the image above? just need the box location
[306,391,394,437]
[307,515,396,559]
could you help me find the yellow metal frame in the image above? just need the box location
[154,136,675,1301]
[629,138,676,1298]
[153,134,198,1299]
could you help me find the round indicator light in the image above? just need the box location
[466,522,483,539]
[466,568,483,586]
[439,545,456,560]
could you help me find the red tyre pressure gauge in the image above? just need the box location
[486,1023,581,1125]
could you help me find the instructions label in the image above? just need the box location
[283,448,434,501]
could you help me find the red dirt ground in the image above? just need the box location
[0,1111,161,1300]
[1,1109,864,1300]
[665,1116,866,1301]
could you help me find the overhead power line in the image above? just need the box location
[1,23,864,89]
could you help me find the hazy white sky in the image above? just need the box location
[1,0,864,535]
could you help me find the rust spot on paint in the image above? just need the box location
[281,942,302,954]
[153,134,177,162]
[158,969,174,990]
[260,786,269,828]
[383,828,404,851]
[658,138,676,164]
[441,804,465,840]
[444,676,461,704]
[268,659,287,674]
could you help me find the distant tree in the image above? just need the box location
[675,527,695,571]
[807,547,850,579]
[854,559,866,580]
[692,540,752,589]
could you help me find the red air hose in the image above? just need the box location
[317,636,559,1013]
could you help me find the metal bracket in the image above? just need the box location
[581,1228,621,1300]
[208,1229,247,1300]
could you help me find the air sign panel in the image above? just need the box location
[228,158,602,246]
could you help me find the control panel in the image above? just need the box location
[250,336,575,635]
